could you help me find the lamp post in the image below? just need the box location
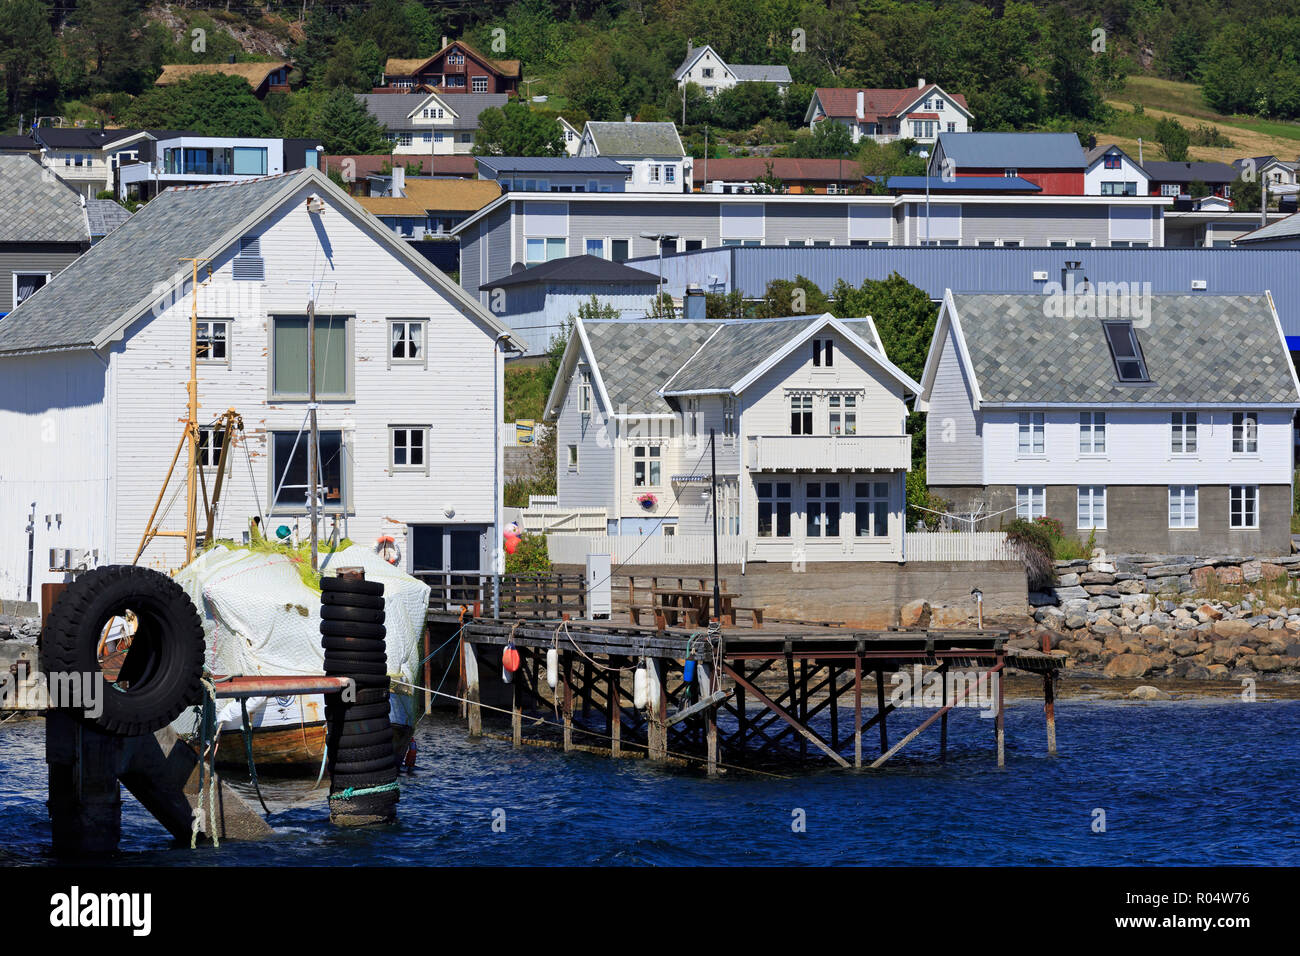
[640,230,679,312]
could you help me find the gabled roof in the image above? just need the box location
[0,134,37,151]
[0,168,518,355]
[933,132,1084,170]
[1234,210,1300,245]
[384,40,521,80]
[0,154,90,244]
[85,198,132,238]
[356,92,508,131]
[731,64,792,83]
[545,314,918,419]
[155,61,291,89]
[1142,160,1238,184]
[808,85,971,122]
[920,291,1300,407]
[583,122,685,158]
[1084,143,1146,173]
[480,254,658,291]
[356,177,500,216]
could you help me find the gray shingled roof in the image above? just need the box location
[730,64,792,83]
[585,122,685,158]
[951,293,1299,405]
[0,154,90,244]
[1235,210,1300,244]
[1142,160,1238,183]
[357,93,508,131]
[935,132,1084,169]
[0,172,308,354]
[85,199,132,238]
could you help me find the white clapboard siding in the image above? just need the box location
[545,533,747,566]
[904,531,1017,561]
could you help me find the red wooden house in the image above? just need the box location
[378,39,520,96]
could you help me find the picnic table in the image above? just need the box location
[626,576,754,628]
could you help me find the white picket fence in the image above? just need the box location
[519,507,609,535]
[545,534,748,567]
[905,531,1018,561]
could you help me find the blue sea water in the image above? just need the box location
[0,696,1297,866]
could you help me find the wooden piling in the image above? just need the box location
[561,651,573,752]
[511,657,522,747]
[875,668,889,755]
[464,639,481,738]
[995,652,1006,768]
[646,657,667,762]
[1041,631,1057,755]
[853,653,863,768]
[939,662,948,763]
[700,663,718,776]
[608,666,621,758]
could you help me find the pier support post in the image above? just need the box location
[646,657,668,762]
[853,653,863,768]
[608,665,621,758]
[995,654,1005,768]
[939,662,948,763]
[511,657,522,748]
[699,662,718,777]
[561,652,573,752]
[875,668,889,756]
[464,639,482,738]
[1041,632,1057,755]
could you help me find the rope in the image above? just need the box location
[329,781,400,801]
[240,699,272,816]
[556,619,641,672]
[190,675,221,850]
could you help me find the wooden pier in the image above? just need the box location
[417,573,1062,774]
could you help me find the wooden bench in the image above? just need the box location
[628,604,701,629]
[733,605,764,629]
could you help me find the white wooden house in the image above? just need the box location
[543,313,920,563]
[918,290,1300,554]
[0,168,519,609]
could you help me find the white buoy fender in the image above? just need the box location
[633,665,648,710]
[502,664,514,684]
[546,647,558,689]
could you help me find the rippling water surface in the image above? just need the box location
[1,698,1296,866]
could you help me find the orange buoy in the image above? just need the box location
[502,645,521,673]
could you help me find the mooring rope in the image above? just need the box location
[239,698,272,816]
[328,781,401,801]
[190,675,221,849]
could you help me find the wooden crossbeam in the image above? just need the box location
[722,663,849,768]
[869,661,1004,769]
[666,689,733,726]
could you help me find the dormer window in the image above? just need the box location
[1102,320,1150,383]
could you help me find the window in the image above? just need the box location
[1169,486,1198,528]
[649,165,660,183]
[1077,485,1106,530]
[1232,412,1258,454]
[525,237,565,263]
[633,445,661,487]
[812,339,834,367]
[195,319,230,364]
[830,394,857,435]
[585,238,605,257]
[1101,181,1137,196]
[1171,412,1197,453]
[1104,154,1122,170]
[806,481,841,537]
[232,147,267,175]
[610,239,630,262]
[578,370,592,415]
[789,394,813,435]
[702,67,714,78]
[1079,411,1106,454]
[14,272,50,305]
[1018,412,1044,455]
[197,427,225,469]
[472,76,488,93]
[271,314,350,398]
[567,444,579,470]
[757,481,792,538]
[946,122,955,132]
[685,398,700,438]
[665,165,676,184]
[723,397,736,438]
[1102,320,1150,383]
[1004,168,1018,178]
[854,481,890,537]
[388,319,426,365]
[390,426,428,473]
[271,429,345,511]
[1017,486,1046,520]
[1230,485,1259,528]
[1160,183,1181,197]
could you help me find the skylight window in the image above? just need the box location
[1102,320,1150,383]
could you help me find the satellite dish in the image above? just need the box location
[510,261,527,274]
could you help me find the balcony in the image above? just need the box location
[746,434,911,473]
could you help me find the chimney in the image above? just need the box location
[624,114,632,123]
[441,36,448,49]
[918,78,926,88]
[392,166,406,198]
[855,90,864,120]
[684,284,706,319]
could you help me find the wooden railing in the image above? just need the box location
[414,572,587,619]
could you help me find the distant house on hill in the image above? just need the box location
[155,61,293,97]
[806,82,972,146]
[378,39,520,96]
[357,91,508,156]
[673,43,791,96]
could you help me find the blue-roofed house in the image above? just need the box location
[929,132,1087,195]
[474,155,630,193]
[542,311,920,560]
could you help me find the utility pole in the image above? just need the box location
[307,299,319,571]
[710,428,720,623]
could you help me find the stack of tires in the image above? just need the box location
[320,572,398,825]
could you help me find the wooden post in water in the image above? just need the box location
[646,657,667,761]
[561,652,573,752]
[511,657,523,747]
[700,662,718,776]
[939,662,949,763]
[875,668,889,755]
[853,652,863,768]
[608,665,621,757]
[464,639,481,738]
[995,651,1006,768]
[1041,631,1057,755]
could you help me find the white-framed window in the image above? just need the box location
[196,319,230,364]
[1078,411,1106,454]
[649,164,660,182]
[1160,183,1181,197]
[270,429,346,512]
[578,370,592,415]
[270,314,351,399]
[472,76,488,93]
[525,237,565,263]
[789,394,813,435]
[830,394,857,435]
[757,480,792,538]
[806,480,842,537]
[685,397,700,438]
[1171,411,1197,453]
[1004,168,1018,178]
[1168,485,1198,528]
[567,444,578,471]
[1232,411,1258,454]
[1230,485,1259,528]
[584,237,605,257]
[1018,412,1045,455]
[812,338,834,367]
[1016,485,1046,520]
[1077,485,1106,530]
[197,426,225,469]
[722,397,736,438]
[665,165,675,184]
[854,480,890,538]
[388,319,426,366]
[13,272,52,306]
[610,238,630,261]
[633,445,661,487]
[389,426,428,473]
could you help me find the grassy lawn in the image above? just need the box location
[504,361,555,422]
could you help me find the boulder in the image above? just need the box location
[1250,654,1284,672]
[1104,654,1153,678]
[1129,685,1169,700]
[1196,604,1224,622]
[1216,565,1245,585]
[1214,619,1253,639]
[899,599,932,628]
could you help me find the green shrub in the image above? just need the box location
[1004,518,1056,589]
[505,533,551,577]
